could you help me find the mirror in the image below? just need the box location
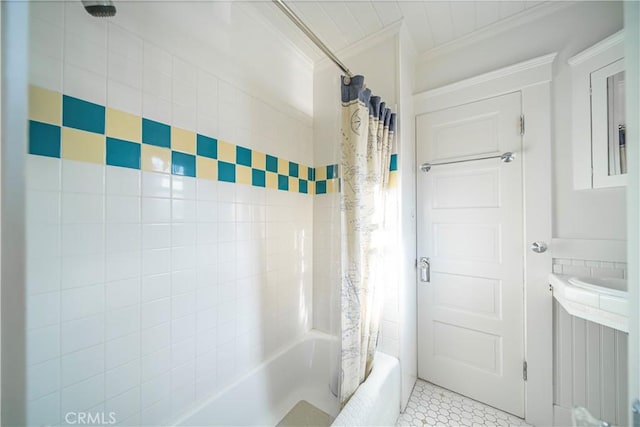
[606,71,626,176]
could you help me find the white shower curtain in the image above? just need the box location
[339,75,396,405]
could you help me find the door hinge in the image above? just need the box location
[520,115,525,136]
[523,361,528,381]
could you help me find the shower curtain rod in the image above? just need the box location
[272,0,354,85]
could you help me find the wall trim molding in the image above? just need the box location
[413,53,556,113]
[568,30,624,66]
[551,238,627,263]
[417,2,572,63]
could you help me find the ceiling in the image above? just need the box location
[250,1,557,61]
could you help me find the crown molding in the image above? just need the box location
[417,1,574,63]
[568,30,624,65]
[315,19,404,72]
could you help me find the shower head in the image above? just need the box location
[81,0,116,17]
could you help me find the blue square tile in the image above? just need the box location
[327,164,337,179]
[106,137,140,170]
[172,151,196,177]
[218,161,236,183]
[197,134,217,159]
[142,118,171,148]
[252,169,266,187]
[278,174,288,191]
[299,179,308,194]
[307,167,314,181]
[266,155,278,173]
[236,146,252,167]
[390,153,398,171]
[62,95,105,134]
[289,162,299,178]
[29,120,61,158]
[316,180,326,194]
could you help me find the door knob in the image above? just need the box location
[530,241,548,253]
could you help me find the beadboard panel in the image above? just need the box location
[553,301,628,426]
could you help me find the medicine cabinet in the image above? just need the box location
[570,31,625,189]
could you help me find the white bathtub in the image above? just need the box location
[173,330,400,426]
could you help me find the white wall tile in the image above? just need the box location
[106,251,141,281]
[140,373,170,410]
[106,305,140,340]
[172,337,196,368]
[106,223,141,253]
[143,43,172,77]
[141,395,171,425]
[171,292,196,319]
[142,298,171,329]
[172,223,197,247]
[171,360,195,392]
[106,332,140,370]
[62,254,104,289]
[142,273,172,302]
[61,374,105,415]
[171,314,196,342]
[142,249,171,276]
[27,190,60,225]
[107,80,143,116]
[108,50,142,89]
[61,283,104,322]
[61,344,104,387]
[172,269,197,295]
[61,313,104,354]
[106,195,141,223]
[30,51,64,92]
[172,176,197,200]
[171,246,196,271]
[27,155,61,191]
[26,390,60,427]
[142,198,171,223]
[142,224,171,250]
[106,359,139,399]
[27,291,60,330]
[62,223,104,256]
[143,93,172,124]
[28,358,60,400]
[172,199,197,223]
[63,62,107,106]
[106,278,140,311]
[62,193,104,223]
[27,325,60,366]
[106,167,141,196]
[141,323,170,356]
[142,172,171,198]
[141,347,171,382]
[105,386,140,423]
[196,179,217,201]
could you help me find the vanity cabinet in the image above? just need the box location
[570,31,625,189]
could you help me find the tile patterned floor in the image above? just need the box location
[396,380,533,427]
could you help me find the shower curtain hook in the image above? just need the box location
[343,75,351,86]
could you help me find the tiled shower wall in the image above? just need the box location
[26,3,313,425]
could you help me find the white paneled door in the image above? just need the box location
[416,92,525,417]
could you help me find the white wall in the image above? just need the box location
[25,2,313,425]
[415,1,625,241]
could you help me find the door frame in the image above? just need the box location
[413,53,556,427]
